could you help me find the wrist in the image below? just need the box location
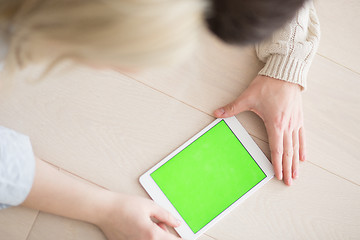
[89,190,129,230]
[255,75,302,93]
[86,189,116,226]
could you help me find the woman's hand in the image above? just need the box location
[96,193,182,240]
[214,75,305,186]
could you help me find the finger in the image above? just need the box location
[214,95,250,118]
[151,204,181,228]
[157,222,169,232]
[292,129,300,179]
[283,131,293,186]
[299,126,306,161]
[154,226,183,240]
[266,125,283,180]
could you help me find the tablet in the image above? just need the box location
[139,117,274,239]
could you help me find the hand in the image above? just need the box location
[214,75,305,186]
[96,193,182,240]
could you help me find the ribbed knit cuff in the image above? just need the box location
[258,54,309,89]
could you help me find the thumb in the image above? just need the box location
[151,204,181,228]
[214,95,250,118]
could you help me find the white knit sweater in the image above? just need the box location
[256,1,320,89]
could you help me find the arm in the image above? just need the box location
[215,1,320,185]
[21,157,106,224]
[22,157,182,240]
[0,125,180,240]
[255,0,320,89]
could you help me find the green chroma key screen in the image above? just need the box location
[151,120,266,233]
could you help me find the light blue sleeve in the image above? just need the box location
[0,126,35,209]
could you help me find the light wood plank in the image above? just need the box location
[0,66,214,195]
[27,212,105,240]
[26,165,108,240]
[0,207,38,240]
[304,56,360,184]
[0,65,265,239]
[24,118,270,240]
[29,139,359,240]
[0,38,358,239]
[28,214,217,240]
[199,234,217,240]
[126,31,360,184]
[315,0,360,73]
[205,162,360,240]
[125,32,267,140]
[0,63,290,239]
[22,133,360,240]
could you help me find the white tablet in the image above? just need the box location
[139,117,274,240]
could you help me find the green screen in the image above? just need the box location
[151,120,266,233]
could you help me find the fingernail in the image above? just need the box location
[176,219,181,225]
[293,170,298,179]
[214,108,225,116]
[286,178,292,186]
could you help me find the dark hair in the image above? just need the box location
[206,0,307,44]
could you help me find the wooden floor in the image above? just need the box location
[1,0,359,239]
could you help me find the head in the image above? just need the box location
[1,0,207,74]
[1,0,307,76]
[207,0,308,44]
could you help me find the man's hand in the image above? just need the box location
[214,75,305,185]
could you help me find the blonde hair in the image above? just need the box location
[1,0,208,74]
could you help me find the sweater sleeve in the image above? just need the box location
[0,126,35,209]
[255,1,320,89]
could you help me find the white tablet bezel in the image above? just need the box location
[139,117,274,240]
